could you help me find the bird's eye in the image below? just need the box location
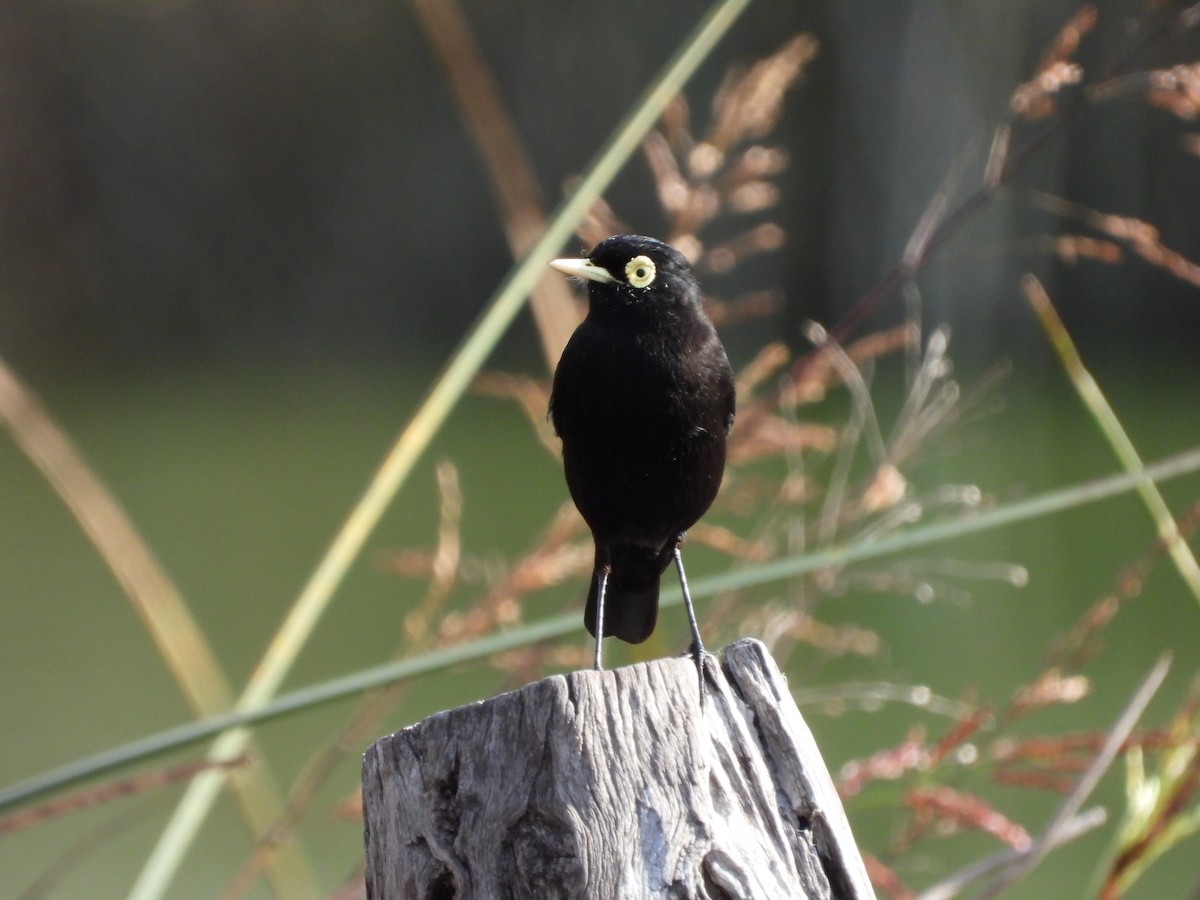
[624,255,656,288]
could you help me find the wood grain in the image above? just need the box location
[363,639,875,899]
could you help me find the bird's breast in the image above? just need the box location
[550,316,732,546]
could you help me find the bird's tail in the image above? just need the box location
[584,543,673,644]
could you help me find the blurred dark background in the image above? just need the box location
[1,0,1197,380]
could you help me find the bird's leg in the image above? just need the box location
[593,563,610,671]
[672,538,707,698]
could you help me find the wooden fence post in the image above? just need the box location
[362,638,875,899]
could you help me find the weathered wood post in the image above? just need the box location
[362,638,875,899]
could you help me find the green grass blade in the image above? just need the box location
[6,444,1199,816]
[0,357,319,897]
[1024,274,1200,606]
[127,2,755,897]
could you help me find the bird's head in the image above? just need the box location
[549,235,701,316]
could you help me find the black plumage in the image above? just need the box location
[548,235,735,671]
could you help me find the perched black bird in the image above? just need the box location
[548,235,735,676]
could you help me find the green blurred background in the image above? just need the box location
[2,1,1199,897]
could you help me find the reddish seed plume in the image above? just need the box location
[907,786,1032,850]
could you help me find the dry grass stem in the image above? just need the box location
[0,359,233,718]
[0,356,317,897]
[838,732,928,798]
[0,757,250,838]
[976,654,1172,899]
[1011,61,1085,119]
[1023,190,1200,286]
[410,0,582,367]
[471,372,559,455]
[783,325,916,405]
[1010,5,1095,119]
[224,461,471,898]
[907,786,1032,850]
[914,808,1107,900]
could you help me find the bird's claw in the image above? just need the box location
[686,641,710,705]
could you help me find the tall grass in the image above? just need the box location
[2,2,1200,898]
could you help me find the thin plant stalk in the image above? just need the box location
[128,1,755,896]
[0,357,317,898]
[410,0,581,368]
[6,444,1200,816]
[1023,274,1200,607]
[974,654,1173,898]
[222,459,462,898]
[916,807,1108,900]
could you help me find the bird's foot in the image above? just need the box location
[686,640,710,705]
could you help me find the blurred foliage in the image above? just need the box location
[2,2,1200,898]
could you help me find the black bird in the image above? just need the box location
[548,234,735,677]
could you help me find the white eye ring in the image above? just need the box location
[624,255,656,288]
